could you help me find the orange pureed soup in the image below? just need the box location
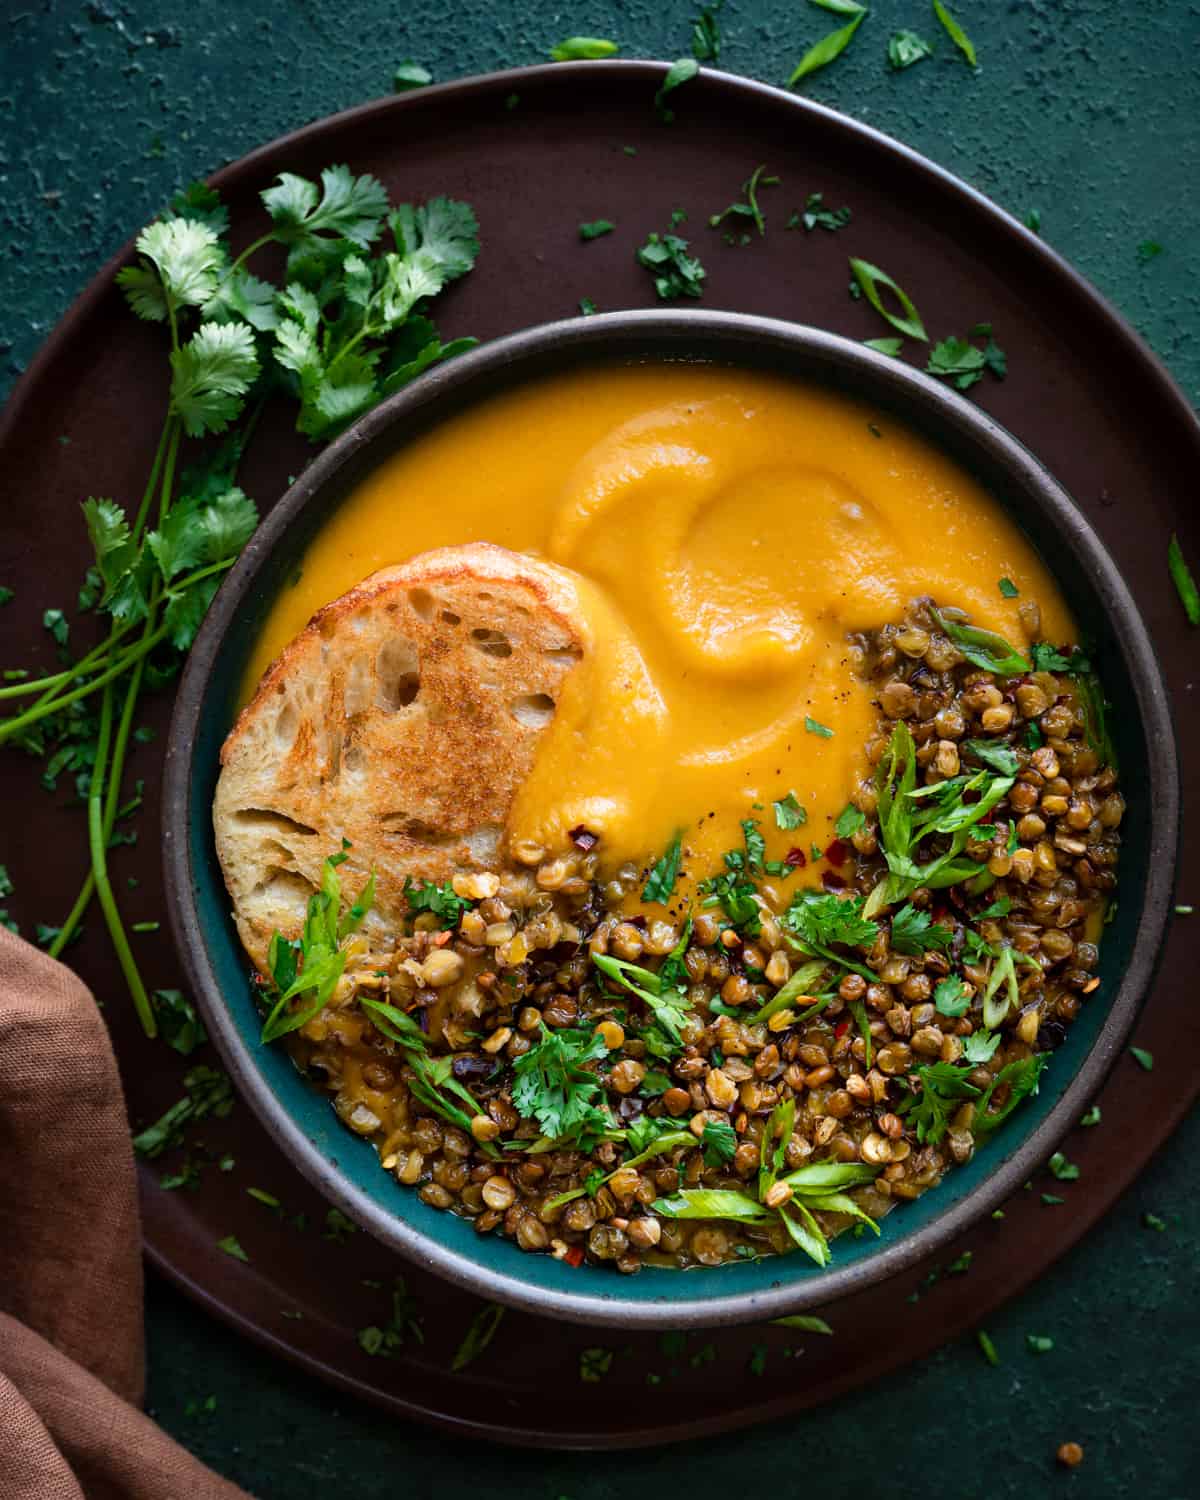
[246,363,1073,883]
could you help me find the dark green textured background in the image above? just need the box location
[3,2,1198,1496]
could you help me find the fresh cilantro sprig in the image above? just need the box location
[511,1024,611,1147]
[0,167,480,1035]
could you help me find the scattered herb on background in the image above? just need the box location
[392,61,432,91]
[131,1065,233,1157]
[835,803,865,839]
[804,715,833,737]
[403,876,473,928]
[580,1346,614,1381]
[976,1329,999,1365]
[451,1302,506,1371]
[788,192,851,233]
[1176,904,1194,916]
[1027,1334,1055,1354]
[933,0,976,65]
[691,0,723,61]
[864,336,902,355]
[771,1314,834,1334]
[216,1234,248,1262]
[1130,1046,1154,1071]
[773,791,807,830]
[926,326,1006,390]
[549,37,619,61]
[578,297,598,315]
[323,1207,358,1242]
[1048,1151,1080,1181]
[789,3,867,86]
[849,257,927,340]
[1042,1193,1065,1205]
[579,219,615,240]
[1136,239,1163,264]
[357,1277,424,1355]
[152,987,207,1055]
[1168,535,1199,624]
[636,229,706,299]
[655,57,701,121]
[1079,1104,1102,1126]
[888,30,932,68]
[1143,1212,1167,1232]
[1025,208,1042,233]
[998,576,1018,597]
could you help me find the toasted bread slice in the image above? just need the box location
[213,543,586,972]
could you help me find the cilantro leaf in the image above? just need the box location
[691,2,722,60]
[701,1117,737,1166]
[835,803,866,839]
[393,60,433,91]
[961,1029,1001,1064]
[153,988,208,1056]
[169,181,229,235]
[774,791,807,830]
[933,975,970,1017]
[741,818,766,874]
[927,336,987,390]
[389,197,480,284]
[579,219,616,240]
[169,322,259,437]
[900,1061,980,1144]
[888,30,933,68]
[805,716,833,738]
[785,890,878,950]
[974,1054,1050,1134]
[788,192,851,232]
[261,165,389,255]
[963,739,1020,775]
[643,832,684,905]
[511,1025,609,1144]
[1030,641,1091,674]
[116,219,223,322]
[890,903,954,956]
[702,870,761,935]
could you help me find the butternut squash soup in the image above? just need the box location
[224,361,1122,1274]
[246,364,1074,885]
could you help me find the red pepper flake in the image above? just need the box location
[821,870,846,892]
[565,1244,585,1267]
[834,1018,851,1039]
[824,838,849,867]
[568,825,598,852]
[785,847,807,867]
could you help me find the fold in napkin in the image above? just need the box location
[0,929,249,1499]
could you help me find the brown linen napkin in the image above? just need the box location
[0,927,250,1500]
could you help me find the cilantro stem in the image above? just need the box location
[227,232,276,278]
[0,614,142,700]
[87,683,155,1036]
[0,619,173,744]
[130,415,175,545]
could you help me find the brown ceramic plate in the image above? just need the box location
[1,62,1196,1446]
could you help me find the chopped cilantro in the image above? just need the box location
[1048,1151,1080,1181]
[835,803,866,839]
[152,988,208,1056]
[701,1117,738,1166]
[1079,1105,1102,1127]
[1042,1193,1065,1206]
[1025,208,1042,233]
[927,331,1006,391]
[1130,1046,1154,1072]
[804,715,833,738]
[132,1065,233,1158]
[511,1024,609,1145]
[636,229,706,298]
[1144,1212,1167,1232]
[578,296,598,316]
[888,30,932,69]
[579,219,616,240]
[1136,239,1163,264]
[889,904,953,956]
[741,818,766,874]
[788,192,851,232]
[402,876,471,928]
[691,1,723,61]
[773,791,807,829]
[963,739,1020,775]
[0,586,13,606]
[961,1029,1001,1064]
[0,866,11,899]
[216,1234,249,1262]
[580,1346,614,1381]
[710,164,780,237]
[864,336,903,355]
[323,1207,358,1242]
[785,889,878,954]
[643,831,684,904]
[1030,641,1091,673]
[901,1061,980,1144]
[998,576,1019,598]
[1026,1334,1054,1354]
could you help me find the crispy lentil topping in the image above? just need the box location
[257,599,1121,1273]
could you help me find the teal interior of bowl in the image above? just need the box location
[184,339,1153,1309]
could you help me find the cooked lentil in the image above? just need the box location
[265,599,1121,1273]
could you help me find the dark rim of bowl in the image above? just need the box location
[163,309,1179,1328]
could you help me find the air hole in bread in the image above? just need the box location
[545,644,582,665]
[471,627,513,658]
[376,638,420,710]
[234,808,320,838]
[476,591,494,602]
[343,745,363,773]
[440,610,461,626]
[253,867,317,915]
[407,588,435,621]
[343,654,372,717]
[274,701,299,747]
[510,692,556,729]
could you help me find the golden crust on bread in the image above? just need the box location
[213,543,585,972]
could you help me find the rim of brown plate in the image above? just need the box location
[4,63,1190,1358]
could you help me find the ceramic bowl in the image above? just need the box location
[163,311,1178,1327]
